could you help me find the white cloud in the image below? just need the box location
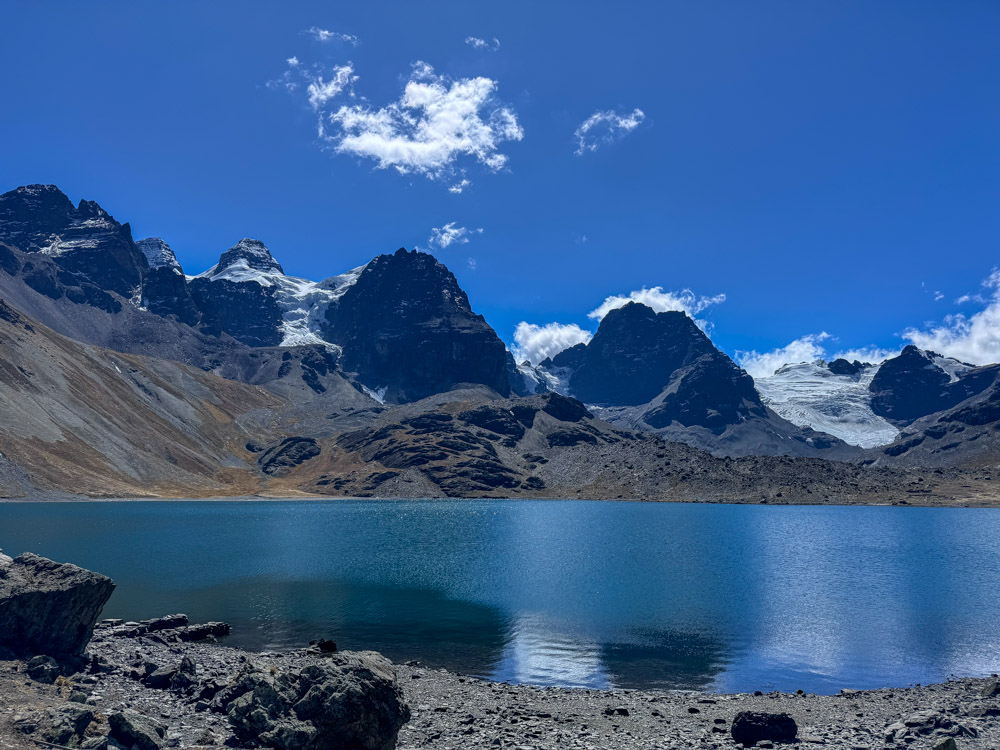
[588,286,726,321]
[306,64,356,110]
[448,178,472,194]
[428,222,482,249]
[736,334,832,379]
[323,61,523,182]
[512,322,593,365]
[286,56,300,67]
[736,333,899,379]
[465,36,500,51]
[574,108,645,155]
[904,269,1000,364]
[467,257,477,271]
[304,27,360,45]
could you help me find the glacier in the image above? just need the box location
[753,361,899,448]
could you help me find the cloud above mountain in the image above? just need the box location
[428,222,482,249]
[322,61,523,183]
[512,322,593,365]
[574,108,645,155]
[903,268,1000,364]
[588,286,725,321]
[737,333,900,379]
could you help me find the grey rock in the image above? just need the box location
[15,704,95,747]
[982,677,1000,697]
[883,710,977,742]
[224,652,410,750]
[933,738,959,750]
[0,553,115,659]
[731,711,798,747]
[170,655,198,692]
[26,654,61,683]
[144,665,177,689]
[109,710,166,750]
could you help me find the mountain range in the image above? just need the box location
[0,183,997,502]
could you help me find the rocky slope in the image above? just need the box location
[0,299,282,497]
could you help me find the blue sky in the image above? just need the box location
[2,2,999,373]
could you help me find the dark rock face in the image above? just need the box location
[0,185,147,298]
[730,711,798,746]
[869,346,998,423]
[0,552,115,659]
[561,303,766,429]
[259,438,322,476]
[828,358,867,379]
[221,653,410,750]
[189,276,283,346]
[188,240,286,346]
[324,249,509,402]
[137,239,201,326]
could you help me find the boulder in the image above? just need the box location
[108,710,165,750]
[14,704,95,747]
[983,678,1000,697]
[222,652,410,750]
[0,553,114,659]
[730,711,798,747]
[25,654,61,683]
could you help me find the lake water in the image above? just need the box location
[1,499,999,694]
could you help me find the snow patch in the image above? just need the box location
[930,353,973,384]
[193,243,366,348]
[360,383,387,404]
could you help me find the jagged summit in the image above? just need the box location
[0,184,146,298]
[198,238,285,280]
[136,237,182,272]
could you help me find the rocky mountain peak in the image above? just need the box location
[571,302,719,406]
[136,238,182,272]
[211,238,284,276]
[322,247,509,402]
[0,184,146,298]
[870,345,990,423]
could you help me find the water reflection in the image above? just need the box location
[0,500,999,694]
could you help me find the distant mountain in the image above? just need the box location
[4,182,1000,477]
[524,302,855,458]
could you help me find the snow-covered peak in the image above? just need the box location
[196,238,284,281]
[136,238,182,273]
[754,360,899,448]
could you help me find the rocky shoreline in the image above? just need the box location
[2,626,999,750]
[2,553,999,750]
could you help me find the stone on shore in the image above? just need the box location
[731,711,798,746]
[0,553,115,659]
[883,709,977,743]
[108,710,166,750]
[221,652,410,750]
